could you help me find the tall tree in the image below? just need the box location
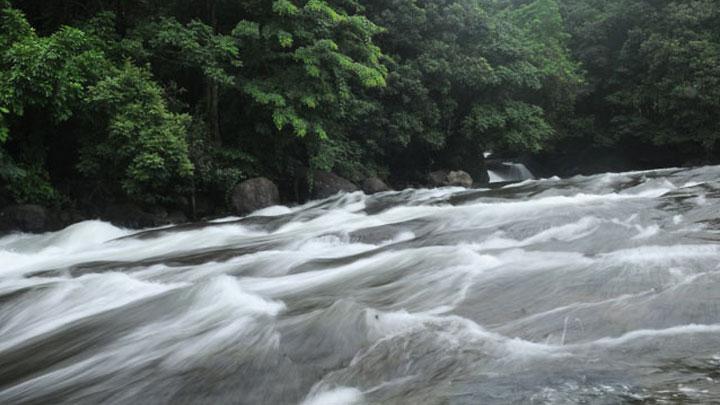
[361,0,581,181]
[558,0,720,164]
[1,3,193,204]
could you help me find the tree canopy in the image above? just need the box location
[1,0,719,210]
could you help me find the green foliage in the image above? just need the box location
[358,0,580,180]
[126,17,239,87]
[558,0,720,158]
[612,1,720,149]
[0,148,23,184]
[3,0,718,213]
[0,17,109,124]
[235,0,387,150]
[0,4,32,50]
[0,110,8,143]
[463,101,553,152]
[1,3,193,205]
[188,119,257,203]
[5,164,64,206]
[0,4,105,204]
[81,62,193,202]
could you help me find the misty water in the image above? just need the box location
[487,162,535,184]
[3,166,720,404]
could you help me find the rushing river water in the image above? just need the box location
[2,166,720,404]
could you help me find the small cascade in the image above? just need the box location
[487,161,535,183]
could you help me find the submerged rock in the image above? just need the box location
[231,177,280,215]
[312,171,359,199]
[362,177,391,194]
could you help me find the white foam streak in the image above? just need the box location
[2,166,720,403]
[0,220,129,254]
[0,276,285,403]
[1,222,264,276]
[587,324,720,346]
[0,273,182,352]
[477,217,601,250]
[601,244,720,263]
[302,387,364,405]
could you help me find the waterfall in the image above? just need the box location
[487,161,535,183]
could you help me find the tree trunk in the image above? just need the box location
[205,0,221,145]
[206,80,220,145]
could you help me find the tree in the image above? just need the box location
[610,1,720,153]
[80,62,194,203]
[0,3,193,204]
[231,0,387,177]
[557,0,720,163]
[361,0,581,181]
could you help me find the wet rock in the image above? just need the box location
[102,203,167,229]
[0,202,185,234]
[0,204,49,233]
[231,177,280,215]
[192,195,217,219]
[428,170,449,187]
[167,210,188,225]
[47,209,87,230]
[428,170,474,188]
[312,172,359,199]
[362,177,391,194]
[147,206,168,221]
[0,193,11,209]
[447,171,474,187]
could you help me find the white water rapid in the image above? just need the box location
[3,166,720,404]
[487,162,535,183]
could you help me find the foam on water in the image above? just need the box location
[2,166,720,403]
[601,244,720,263]
[587,323,720,346]
[248,205,293,217]
[302,387,364,405]
[0,220,130,253]
[1,221,266,276]
[0,273,183,352]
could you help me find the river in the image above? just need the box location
[2,166,720,404]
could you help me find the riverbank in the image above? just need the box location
[2,149,713,235]
[0,169,481,234]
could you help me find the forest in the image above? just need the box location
[1,0,719,220]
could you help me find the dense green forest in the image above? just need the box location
[1,0,719,216]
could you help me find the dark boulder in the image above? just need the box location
[167,210,188,224]
[362,177,391,194]
[312,172,359,199]
[428,170,449,188]
[102,203,168,229]
[0,204,49,233]
[0,193,11,210]
[192,195,217,219]
[474,167,490,186]
[231,177,280,215]
[428,170,474,188]
[47,209,87,230]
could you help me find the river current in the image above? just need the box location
[2,166,720,404]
